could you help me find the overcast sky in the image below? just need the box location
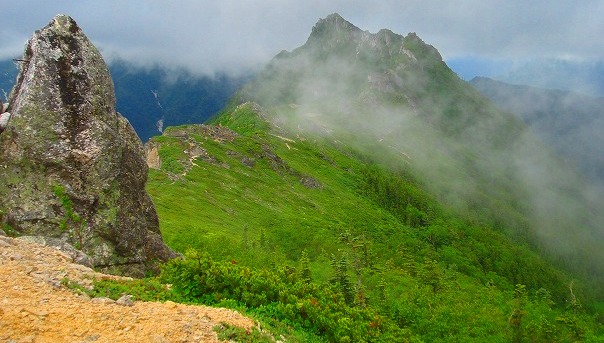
[1,1,603,77]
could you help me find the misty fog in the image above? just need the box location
[241,16,604,286]
[471,77,604,193]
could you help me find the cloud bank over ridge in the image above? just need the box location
[1,1,603,76]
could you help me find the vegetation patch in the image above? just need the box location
[53,184,87,249]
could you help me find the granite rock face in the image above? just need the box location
[0,15,176,276]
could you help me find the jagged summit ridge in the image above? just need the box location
[248,13,446,109]
[310,13,362,36]
[0,14,176,276]
[302,13,363,52]
[292,13,442,65]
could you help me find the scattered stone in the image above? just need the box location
[19,336,35,343]
[0,112,11,132]
[84,334,101,342]
[241,156,256,168]
[116,294,134,306]
[164,300,177,309]
[151,335,169,343]
[163,124,239,143]
[47,279,63,289]
[90,297,115,305]
[26,309,49,318]
[300,175,322,189]
[17,236,94,267]
[9,253,23,261]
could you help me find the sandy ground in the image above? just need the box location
[0,235,255,343]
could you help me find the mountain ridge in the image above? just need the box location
[238,12,604,300]
[141,13,604,341]
[497,59,604,97]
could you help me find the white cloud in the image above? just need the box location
[1,1,603,75]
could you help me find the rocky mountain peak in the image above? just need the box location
[314,13,361,33]
[0,15,176,276]
[305,13,363,48]
[247,14,451,111]
[403,32,443,62]
[297,13,443,67]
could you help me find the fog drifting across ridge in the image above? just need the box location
[243,15,604,288]
[471,77,604,193]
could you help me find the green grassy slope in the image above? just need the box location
[239,14,604,299]
[145,102,602,341]
[137,13,604,342]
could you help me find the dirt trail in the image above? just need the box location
[0,235,254,342]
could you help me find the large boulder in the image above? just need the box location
[0,14,176,276]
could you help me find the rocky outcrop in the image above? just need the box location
[0,102,10,132]
[145,143,161,170]
[0,15,176,276]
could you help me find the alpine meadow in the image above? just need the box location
[90,14,604,342]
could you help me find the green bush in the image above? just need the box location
[160,249,405,342]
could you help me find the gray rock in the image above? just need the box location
[0,112,10,132]
[0,15,176,276]
[90,297,115,305]
[84,334,101,342]
[116,294,134,306]
[16,235,94,267]
[300,175,322,189]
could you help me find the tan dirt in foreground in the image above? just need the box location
[0,235,255,342]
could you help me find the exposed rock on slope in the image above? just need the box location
[0,15,176,276]
[0,234,254,342]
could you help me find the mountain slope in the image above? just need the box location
[140,13,604,341]
[110,60,249,141]
[146,102,602,341]
[470,76,604,189]
[239,13,604,286]
[497,59,604,97]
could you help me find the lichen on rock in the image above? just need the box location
[0,14,176,276]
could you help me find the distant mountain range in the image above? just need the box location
[0,60,16,100]
[496,59,604,97]
[0,59,249,141]
[470,76,604,189]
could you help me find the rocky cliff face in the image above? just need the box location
[0,15,176,276]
